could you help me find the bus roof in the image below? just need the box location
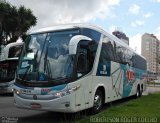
[30,23,146,60]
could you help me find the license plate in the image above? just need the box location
[1,89,7,91]
[0,87,7,91]
[30,103,41,109]
[19,88,41,95]
[20,89,32,94]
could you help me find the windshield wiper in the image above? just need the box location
[22,66,31,80]
[44,44,52,79]
[51,76,71,82]
[34,49,39,71]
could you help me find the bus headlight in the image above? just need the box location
[14,89,21,95]
[54,85,80,98]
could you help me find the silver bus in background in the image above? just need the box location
[0,42,23,94]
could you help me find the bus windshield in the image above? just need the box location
[17,29,79,83]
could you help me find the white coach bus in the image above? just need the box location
[0,42,23,94]
[13,24,146,113]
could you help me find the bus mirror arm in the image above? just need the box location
[69,35,92,55]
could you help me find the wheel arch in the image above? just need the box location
[94,85,106,104]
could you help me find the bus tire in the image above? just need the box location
[135,85,141,98]
[92,89,103,114]
[141,84,143,96]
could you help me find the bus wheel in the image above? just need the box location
[135,86,141,98]
[92,89,103,114]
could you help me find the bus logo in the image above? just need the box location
[126,70,135,81]
[100,65,108,75]
[41,88,51,95]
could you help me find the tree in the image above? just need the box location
[0,1,37,45]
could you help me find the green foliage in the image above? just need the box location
[0,1,37,44]
[78,93,160,123]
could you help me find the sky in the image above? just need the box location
[6,0,160,55]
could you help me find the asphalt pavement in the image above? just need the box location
[142,85,160,95]
[0,94,86,123]
[0,86,160,123]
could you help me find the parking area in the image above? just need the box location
[0,86,160,123]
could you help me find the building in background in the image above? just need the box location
[141,33,160,80]
[112,30,129,45]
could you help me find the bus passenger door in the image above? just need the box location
[75,40,92,110]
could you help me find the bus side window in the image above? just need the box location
[77,49,89,78]
[88,41,98,71]
[76,40,90,78]
[100,41,115,62]
[8,45,22,58]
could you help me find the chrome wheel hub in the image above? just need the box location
[94,95,102,110]
[137,90,139,97]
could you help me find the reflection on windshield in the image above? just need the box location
[17,29,79,82]
[40,31,75,79]
[17,34,47,80]
[0,60,19,82]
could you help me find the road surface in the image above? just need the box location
[0,86,160,123]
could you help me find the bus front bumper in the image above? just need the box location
[0,83,13,94]
[14,93,76,113]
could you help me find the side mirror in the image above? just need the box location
[69,35,91,55]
